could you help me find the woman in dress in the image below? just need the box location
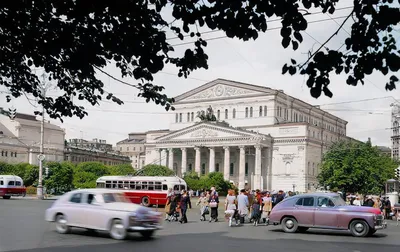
[208,190,219,222]
[261,192,272,225]
[225,189,238,226]
[179,190,192,224]
[196,191,210,221]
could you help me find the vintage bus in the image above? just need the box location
[0,175,26,199]
[95,176,187,206]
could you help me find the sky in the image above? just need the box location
[0,2,399,147]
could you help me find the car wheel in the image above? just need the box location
[140,230,154,239]
[367,229,377,236]
[350,220,370,237]
[141,196,150,207]
[55,214,70,234]
[109,219,127,240]
[297,227,309,233]
[281,217,298,233]
[3,196,11,199]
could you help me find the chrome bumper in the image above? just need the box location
[128,224,162,232]
[374,222,387,230]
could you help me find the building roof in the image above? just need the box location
[0,123,27,147]
[117,138,146,144]
[377,146,391,152]
[174,78,348,124]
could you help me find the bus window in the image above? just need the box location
[0,180,3,185]
[173,185,180,191]
[112,181,117,188]
[180,185,186,191]
[162,184,168,190]
[15,181,21,186]
[155,182,162,190]
[135,182,141,190]
[8,181,14,186]
[123,181,129,189]
[142,182,148,190]
[105,183,111,188]
[129,182,135,189]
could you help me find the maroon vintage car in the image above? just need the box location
[269,193,386,237]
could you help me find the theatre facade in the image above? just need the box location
[143,78,350,192]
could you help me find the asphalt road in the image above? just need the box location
[1,198,400,252]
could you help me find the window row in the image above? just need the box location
[175,106,268,123]
[308,130,340,142]
[307,162,320,176]
[276,106,346,135]
[0,180,22,186]
[119,146,143,152]
[1,151,17,157]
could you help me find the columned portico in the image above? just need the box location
[238,146,246,190]
[181,148,187,175]
[223,146,230,180]
[209,147,215,173]
[160,149,167,166]
[253,145,262,190]
[152,122,273,190]
[168,148,174,169]
[194,147,201,175]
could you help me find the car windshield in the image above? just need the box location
[102,193,129,203]
[332,195,346,206]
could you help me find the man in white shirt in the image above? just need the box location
[237,189,249,224]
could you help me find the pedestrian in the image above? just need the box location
[179,190,192,224]
[261,192,272,225]
[208,190,219,222]
[225,189,238,227]
[196,191,209,221]
[237,189,249,224]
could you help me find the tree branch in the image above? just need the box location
[299,9,355,69]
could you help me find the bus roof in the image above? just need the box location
[96,175,186,183]
[0,175,23,180]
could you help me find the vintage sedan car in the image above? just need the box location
[269,193,386,237]
[45,189,162,240]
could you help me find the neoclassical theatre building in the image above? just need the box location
[143,79,351,192]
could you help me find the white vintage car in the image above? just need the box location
[45,189,162,240]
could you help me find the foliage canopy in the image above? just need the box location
[318,140,398,195]
[1,1,399,120]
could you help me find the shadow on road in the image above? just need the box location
[268,228,388,238]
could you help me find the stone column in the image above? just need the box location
[223,146,230,180]
[194,147,201,175]
[160,149,167,166]
[181,147,187,176]
[209,147,215,173]
[266,147,273,191]
[254,145,262,190]
[168,148,174,170]
[238,146,246,190]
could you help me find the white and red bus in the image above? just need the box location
[95,176,187,206]
[0,175,26,199]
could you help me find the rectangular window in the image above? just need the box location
[264,106,267,116]
[217,110,220,120]
[191,112,194,121]
[179,113,182,122]
[245,163,248,176]
[225,109,228,119]
[175,113,178,123]
[229,163,234,176]
[187,112,190,122]
[303,197,314,207]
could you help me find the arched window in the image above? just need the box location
[232,109,236,119]
[230,163,234,176]
[264,106,267,116]
[250,107,253,117]
[259,106,262,117]
[187,112,190,122]
[175,113,178,123]
[201,163,206,175]
[225,109,228,119]
[191,112,194,121]
[245,107,249,118]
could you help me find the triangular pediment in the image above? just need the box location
[155,122,264,143]
[174,79,274,103]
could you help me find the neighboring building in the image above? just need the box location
[377,146,391,156]
[144,78,353,192]
[68,138,113,152]
[391,103,400,159]
[64,146,131,166]
[0,109,65,165]
[116,133,146,169]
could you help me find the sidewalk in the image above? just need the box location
[12,195,60,200]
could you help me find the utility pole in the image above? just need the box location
[37,73,49,200]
